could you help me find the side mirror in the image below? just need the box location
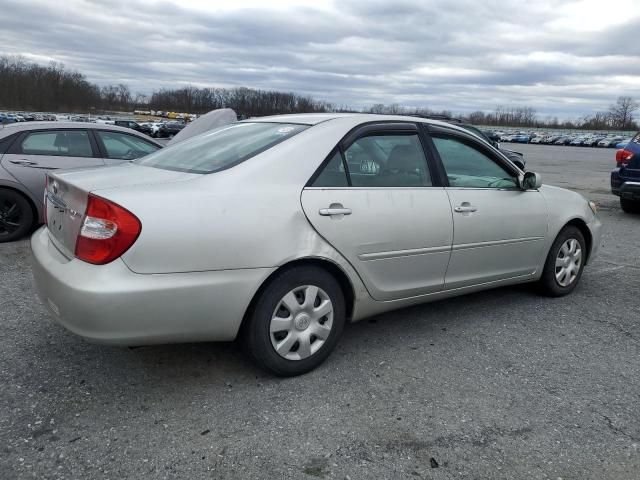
[521,171,542,190]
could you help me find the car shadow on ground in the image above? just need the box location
[87,282,542,385]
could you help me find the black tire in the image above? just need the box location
[538,226,586,297]
[0,189,34,243]
[620,197,640,214]
[242,266,346,376]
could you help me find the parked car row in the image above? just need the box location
[493,130,633,148]
[103,119,187,138]
[0,112,57,124]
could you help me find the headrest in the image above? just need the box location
[387,145,421,172]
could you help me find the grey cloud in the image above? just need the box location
[0,0,639,118]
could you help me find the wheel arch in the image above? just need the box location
[238,257,356,338]
[563,218,593,264]
[0,182,40,226]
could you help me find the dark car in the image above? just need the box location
[458,124,526,170]
[158,121,186,138]
[611,132,640,213]
[114,120,147,134]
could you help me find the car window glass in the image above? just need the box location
[20,130,93,158]
[96,131,159,160]
[344,133,432,187]
[136,122,308,174]
[311,151,348,187]
[432,135,518,189]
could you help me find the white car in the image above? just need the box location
[31,113,602,376]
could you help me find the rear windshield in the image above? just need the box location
[135,122,308,174]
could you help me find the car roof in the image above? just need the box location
[247,113,359,125]
[244,112,468,132]
[0,121,161,143]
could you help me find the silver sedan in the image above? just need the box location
[31,114,602,376]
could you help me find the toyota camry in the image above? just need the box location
[31,114,602,376]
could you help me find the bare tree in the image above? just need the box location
[608,96,639,130]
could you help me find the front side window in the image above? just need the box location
[344,133,432,187]
[432,135,518,189]
[136,122,308,174]
[20,130,93,158]
[96,131,159,160]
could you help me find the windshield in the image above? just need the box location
[136,122,308,174]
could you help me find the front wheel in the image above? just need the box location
[242,266,346,376]
[0,189,34,243]
[620,197,640,214]
[538,226,586,297]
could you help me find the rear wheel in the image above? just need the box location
[620,197,640,214]
[0,189,33,243]
[538,226,586,297]
[243,266,346,376]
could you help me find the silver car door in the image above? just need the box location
[301,123,453,301]
[1,129,103,200]
[429,129,548,289]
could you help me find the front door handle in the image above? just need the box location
[319,204,352,216]
[454,203,477,213]
[10,160,38,166]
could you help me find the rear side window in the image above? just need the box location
[346,134,431,187]
[312,133,432,188]
[20,130,93,158]
[311,151,348,187]
[136,122,308,174]
[96,131,159,160]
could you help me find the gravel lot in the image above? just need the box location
[1,144,639,479]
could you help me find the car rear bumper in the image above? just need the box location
[31,227,273,346]
[618,181,640,201]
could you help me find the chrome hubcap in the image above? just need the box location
[555,238,582,287]
[270,285,333,361]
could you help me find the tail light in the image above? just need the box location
[75,194,141,265]
[616,148,634,167]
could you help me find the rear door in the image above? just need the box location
[427,126,548,289]
[301,122,453,301]
[1,129,103,200]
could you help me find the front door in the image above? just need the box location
[1,129,103,202]
[429,130,548,289]
[301,124,453,301]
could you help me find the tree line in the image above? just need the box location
[367,101,639,131]
[0,55,637,130]
[0,55,330,117]
[148,86,332,117]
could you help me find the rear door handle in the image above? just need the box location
[319,204,352,216]
[454,203,477,213]
[10,160,38,166]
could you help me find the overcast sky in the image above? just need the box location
[1,0,639,118]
